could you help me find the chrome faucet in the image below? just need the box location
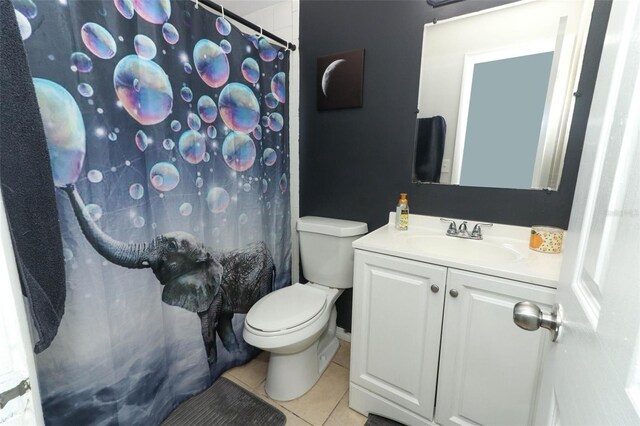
[471,222,493,239]
[440,218,493,240]
[440,218,458,236]
[458,221,471,238]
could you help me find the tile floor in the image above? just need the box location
[223,341,367,426]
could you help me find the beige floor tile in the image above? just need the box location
[255,380,300,416]
[225,351,270,389]
[222,373,253,391]
[255,379,272,399]
[332,341,351,369]
[323,391,366,426]
[276,363,350,426]
[281,409,313,426]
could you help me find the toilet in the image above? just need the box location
[243,216,368,401]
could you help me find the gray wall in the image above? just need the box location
[299,0,611,330]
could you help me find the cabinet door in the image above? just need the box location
[435,269,556,426]
[351,250,446,421]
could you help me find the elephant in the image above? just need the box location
[62,185,275,364]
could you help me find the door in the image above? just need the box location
[436,270,556,426]
[350,250,446,421]
[521,1,640,424]
[0,198,43,425]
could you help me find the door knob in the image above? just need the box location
[449,289,459,298]
[513,301,563,342]
[430,284,439,293]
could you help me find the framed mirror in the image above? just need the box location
[413,0,594,190]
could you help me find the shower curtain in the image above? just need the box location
[14,0,290,424]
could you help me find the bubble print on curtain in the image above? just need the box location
[15,0,290,424]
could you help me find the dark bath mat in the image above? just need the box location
[365,413,406,426]
[162,377,286,426]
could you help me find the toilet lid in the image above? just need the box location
[246,283,327,332]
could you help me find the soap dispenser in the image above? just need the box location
[395,193,409,231]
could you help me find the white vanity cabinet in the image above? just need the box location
[435,269,555,426]
[349,249,557,426]
[350,250,447,424]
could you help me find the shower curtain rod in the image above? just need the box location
[191,0,297,51]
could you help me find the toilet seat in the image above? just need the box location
[246,283,327,334]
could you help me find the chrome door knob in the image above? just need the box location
[513,301,563,342]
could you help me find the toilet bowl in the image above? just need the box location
[243,216,367,401]
[244,283,342,400]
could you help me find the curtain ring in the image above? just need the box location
[258,26,263,39]
[221,5,225,19]
[285,42,290,52]
[195,0,199,9]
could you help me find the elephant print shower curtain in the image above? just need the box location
[14,0,290,424]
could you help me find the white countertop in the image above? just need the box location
[352,213,563,288]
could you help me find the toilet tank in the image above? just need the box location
[297,216,368,289]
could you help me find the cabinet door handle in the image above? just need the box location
[449,289,459,298]
[430,284,439,293]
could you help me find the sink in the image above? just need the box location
[406,234,525,263]
[352,214,562,287]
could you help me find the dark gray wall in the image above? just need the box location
[299,0,611,330]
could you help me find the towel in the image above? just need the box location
[414,116,447,183]
[0,0,66,353]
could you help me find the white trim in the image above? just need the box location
[0,198,43,425]
[531,17,571,189]
[336,326,351,343]
[288,0,300,286]
[531,0,594,189]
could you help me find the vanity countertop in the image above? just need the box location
[353,213,563,288]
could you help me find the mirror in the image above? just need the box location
[414,0,594,190]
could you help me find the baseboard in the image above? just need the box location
[349,383,434,426]
[336,326,351,342]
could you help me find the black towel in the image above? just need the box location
[0,0,66,353]
[414,116,447,183]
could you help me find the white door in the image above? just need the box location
[519,1,640,424]
[0,197,43,425]
[436,270,555,426]
[350,250,446,423]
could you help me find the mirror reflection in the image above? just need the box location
[413,0,593,190]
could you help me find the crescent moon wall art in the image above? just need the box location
[322,59,346,97]
[317,49,365,110]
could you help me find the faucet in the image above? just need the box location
[458,221,471,238]
[440,218,493,240]
[471,222,493,239]
[440,218,458,236]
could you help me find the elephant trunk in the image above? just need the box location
[64,185,153,269]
